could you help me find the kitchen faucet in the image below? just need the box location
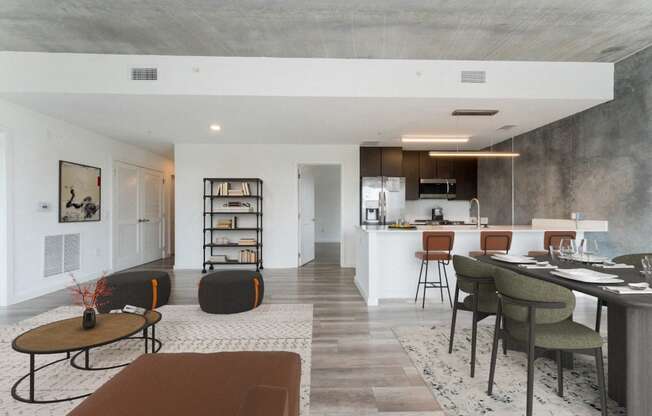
[470,198,481,229]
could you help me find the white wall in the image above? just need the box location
[313,165,341,243]
[175,144,358,269]
[0,98,174,305]
[0,130,9,306]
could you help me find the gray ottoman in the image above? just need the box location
[198,270,264,314]
[97,271,171,313]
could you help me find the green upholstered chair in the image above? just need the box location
[595,253,652,331]
[612,252,652,270]
[448,255,498,377]
[488,267,607,416]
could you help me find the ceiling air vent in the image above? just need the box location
[452,109,499,116]
[461,70,486,83]
[131,67,158,81]
[497,125,518,131]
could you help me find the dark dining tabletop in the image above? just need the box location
[476,255,652,309]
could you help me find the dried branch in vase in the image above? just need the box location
[69,273,112,310]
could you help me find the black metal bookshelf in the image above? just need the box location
[202,178,263,273]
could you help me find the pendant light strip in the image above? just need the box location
[428,151,520,158]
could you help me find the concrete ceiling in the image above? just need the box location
[1,1,652,62]
[0,93,602,158]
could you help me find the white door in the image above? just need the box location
[114,163,141,270]
[140,169,163,263]
[114,162,164,270]
[298,166,315,265]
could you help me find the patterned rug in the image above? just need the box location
[394,324,625,416]
[0,304,313,415]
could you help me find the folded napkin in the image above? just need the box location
[602,286,652,295]
[594,263,635,269]
[518,264,558,270]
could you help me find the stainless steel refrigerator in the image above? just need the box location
[361,177,406,225]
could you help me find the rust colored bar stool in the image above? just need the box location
[414,231,455,308]
[527,231,576,257]
[468,231,513,257]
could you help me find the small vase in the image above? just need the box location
[82,307,96,330]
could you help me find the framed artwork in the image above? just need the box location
[59,161,101,223]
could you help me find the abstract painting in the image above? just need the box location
[59,161,101,222]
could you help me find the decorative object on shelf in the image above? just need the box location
[203,178,263,272]
[59,161,101,223]
[69,274,112,330]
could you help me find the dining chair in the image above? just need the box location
[414,231,455,308]
[488,267,607,416]
[469,231,512,257]
[448,255,497,377]
[527,231,576,257]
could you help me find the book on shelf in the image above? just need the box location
[215,216,237,229]
[239,249,257,263]
[208,255,227,263]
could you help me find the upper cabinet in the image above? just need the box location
[360,147,382,177]
[453,158,478,200]
[360,147,402,177]
[402,151,420,200]
[418,152,454,179]
[362,148,477,200]
[380,147,403,177]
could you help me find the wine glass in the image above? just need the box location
[559,238,573,259]
[581,239,599,261]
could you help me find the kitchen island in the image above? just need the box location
[355,220,608,306]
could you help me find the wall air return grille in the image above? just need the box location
[461,70,486,83]
[452,109,499,116]
[131,67,158,81]
[44,233,81,277]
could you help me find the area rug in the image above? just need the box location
[394,325,625,416]
[0,304,312,415]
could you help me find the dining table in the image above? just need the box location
[476,255,652,416]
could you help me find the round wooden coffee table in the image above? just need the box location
[69,310,162,371]
[12,313,146,404]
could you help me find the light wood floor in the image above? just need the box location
[0,258,605,415]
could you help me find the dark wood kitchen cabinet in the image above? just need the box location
[402,151,420,200]
[360,147,382,177]
[418,151,435,179]
[435,158,453,178]
[360,147,402,177]
[418,152,454,179]
[380,147,403,177]
[454,158,478,200]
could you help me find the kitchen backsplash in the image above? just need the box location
[403,199,472,222]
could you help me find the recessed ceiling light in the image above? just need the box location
[401,135,470,143]
[209,124,221,132]
[429,151,520,158]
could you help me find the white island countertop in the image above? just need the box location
[361,219,608,233]
[355,218,608,306]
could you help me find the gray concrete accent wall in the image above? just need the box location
[479,46,652,258]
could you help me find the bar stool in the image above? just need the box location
[527,231,576,257]
[414,231,455,308]
[468,231,512,257]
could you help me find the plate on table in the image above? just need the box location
[551,268,624,284]
[491,254,537,264]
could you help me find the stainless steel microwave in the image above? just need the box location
[419,178,456,199]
